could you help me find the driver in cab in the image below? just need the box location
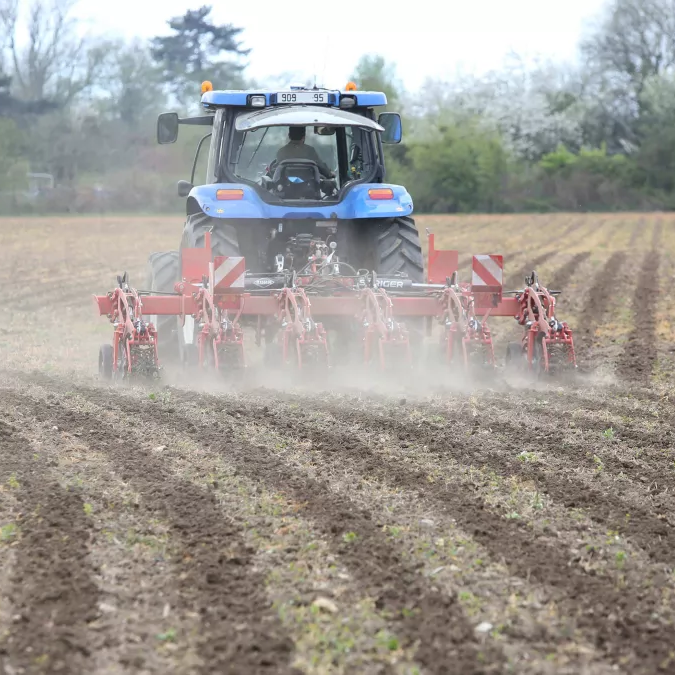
[276,126,334,177]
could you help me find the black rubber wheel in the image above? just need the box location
[180,213,240,260]
[146,250,180,363]
[179,213,242,360]
[375,216,424,281]
[98,344,113,380]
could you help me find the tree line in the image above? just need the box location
[0,0,672,214]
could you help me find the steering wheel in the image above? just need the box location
[268,158,334,180]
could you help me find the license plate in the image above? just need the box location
[276,91,329,104]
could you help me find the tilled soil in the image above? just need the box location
[0,419,99,674]
[3,213,675,674]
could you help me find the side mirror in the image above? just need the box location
[177,180,192,197]
[157,112,179,144]
[378,112,402,144]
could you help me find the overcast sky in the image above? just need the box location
[77,0,609,90]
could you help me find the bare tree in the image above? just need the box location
[575,0,675,150]
[581,0,675,100]
[0,0,109,107]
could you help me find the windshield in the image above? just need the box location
[225,117,377,189]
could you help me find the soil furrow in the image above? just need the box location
[10,386,505,675]
[258,416,674,673]
[456,219,582,291]
[2,393,300,675]
[548,251,592,292]
[282,396,675,566]
[484,396,675,473]
[501,219,589,291]
[0,417,99,675]
[83,385,627,672]
[628,218,646,248]
[34,371,675,504]
[1,399,210,673]
[4,381,431,673]
[574,251,628,360]
[616,232,662,383]
[504,250,558,290]
[42,380,668,674]
[157,392,675,674]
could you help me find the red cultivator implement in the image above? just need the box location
[97,273,160,381]
[507,271,576,375]
[94,232,576,382]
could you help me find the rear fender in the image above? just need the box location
[187,183,413,220]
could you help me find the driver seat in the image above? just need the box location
[263,159,322,199]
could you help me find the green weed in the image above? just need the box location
[375,630,399,651]
[1,523,18,542]
[517,451,538,463]
[157,628,177,642]
[531,492,544,510]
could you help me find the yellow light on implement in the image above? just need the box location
[368,188,394,200]
[216,188,244,201]
[201,80,213,94]
[345,81,357,91]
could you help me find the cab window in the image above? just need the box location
[227,124,341,184]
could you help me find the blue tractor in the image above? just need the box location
[148,82,423,362]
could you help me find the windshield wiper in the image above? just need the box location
[245,127,270,172]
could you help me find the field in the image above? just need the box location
[2,213,675,674]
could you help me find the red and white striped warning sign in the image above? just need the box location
[213,256,246,290]
[471,254,503,292]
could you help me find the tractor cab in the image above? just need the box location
[231,105,398,202]
[156,83,403,206]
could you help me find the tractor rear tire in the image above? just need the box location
[146,251,180,363]
[375,216,424,281]
[180,213,240,259]
[373,216,425,351]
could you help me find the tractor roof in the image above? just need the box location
[200,87,387,110]
[235,106,385,132]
